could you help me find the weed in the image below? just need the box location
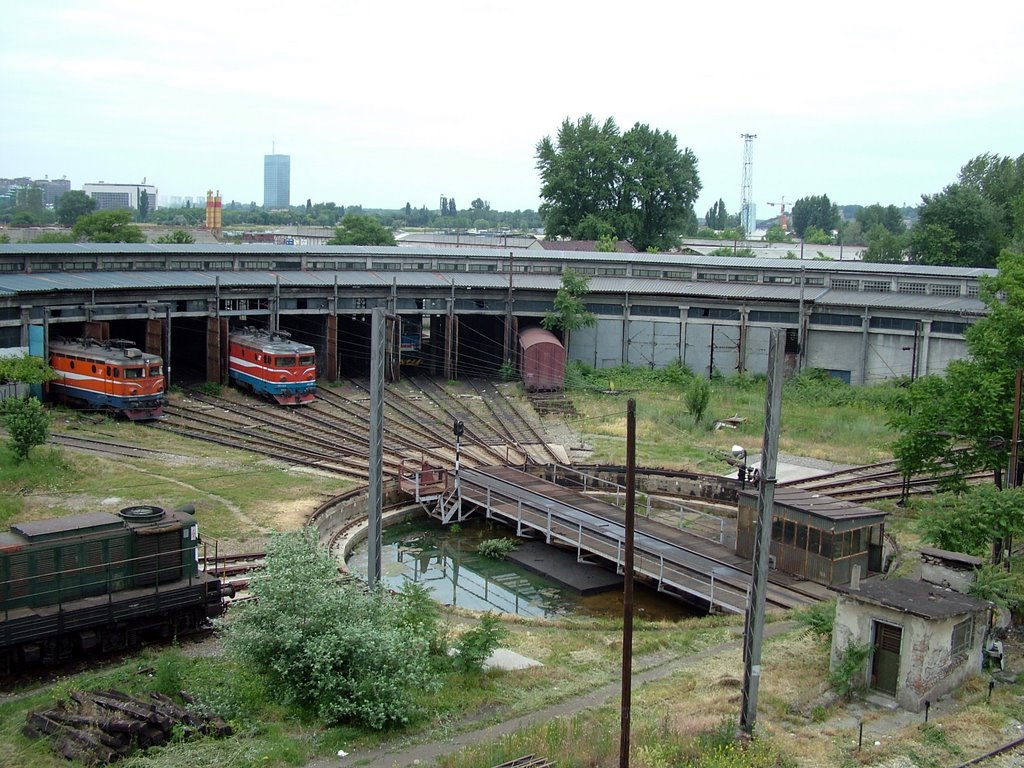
[478,537,518,559]
[828,642,871,700]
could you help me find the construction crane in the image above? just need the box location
[767,197,790,232]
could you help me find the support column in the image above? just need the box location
[206,316,221,384]
[326,313,338,383]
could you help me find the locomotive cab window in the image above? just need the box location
[299,354,314,365]
[275,356,296,366]
[150,364,162,376]
[124,367,144,379]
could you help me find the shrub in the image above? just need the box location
[452,613,508,673]
[828,642,870,699]
[685,377,712,425]
[0,396,49,461]
[222,529,442,729]
[478,537,517,559]
[794,599,835,640]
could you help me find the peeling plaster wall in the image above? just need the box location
[831,595,986,712]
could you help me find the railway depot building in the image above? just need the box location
[0,244,992,386]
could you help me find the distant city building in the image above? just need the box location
[0,177,70,207]
[263,154,290,209]
[167,195,204,208]
[83,182,159,211]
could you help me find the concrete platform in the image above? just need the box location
[506,540,622,596]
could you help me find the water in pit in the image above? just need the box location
[346,517,699,621]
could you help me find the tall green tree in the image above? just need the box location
[536,114,701,251]
[72,209,146,243]
[890,248,1024,487]
[705,199,728,229]
[327,213,395,246]
[136,189,149,222]
[910,183,1004,268]
[791,195,839,239]
[862,224,907,263]
[55,191,96,227]
[856,203,906,235]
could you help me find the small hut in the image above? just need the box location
[736,487,887,587]
[831,578,992,711]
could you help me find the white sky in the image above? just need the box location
[2,1,1022,218]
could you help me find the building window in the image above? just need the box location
[966,285,980,298]
[467,263,497,272]
[810,312,862,327]
[596,267,627,276]
[764,275,794,284]
[870,316,920,331]
[687,306,740,320]
[749,310,799,324]
[728,273,758,282]
[633,268,662,277]
[803,276,825,286]
[831,278,860,291]
[929,284,961,297]
[631,305,679,318]
[863,280,892,293]
[932,321,967,335]
[573,267,596,275]
[951,618,973,657]
[585,303,623,315]
[437,262,464,271]
[897,282,927,295]
[372,262,402,271]
[696,271,727,282]
[663,270,691,279]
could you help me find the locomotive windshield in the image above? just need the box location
[149,364,162,376]
[274,356,296,366]
[123,367,145,379]
[299,354,314,365]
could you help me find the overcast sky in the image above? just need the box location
[2,1,1021,219]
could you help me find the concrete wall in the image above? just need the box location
[831,595,986,712]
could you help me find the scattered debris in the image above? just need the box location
[23,689,232,764]
[712,415,747,430]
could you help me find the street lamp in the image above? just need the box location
[732,445,748,489]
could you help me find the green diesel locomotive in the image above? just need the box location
[0,505,228,674]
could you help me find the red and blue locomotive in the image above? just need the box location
[228,327,317,405]
[48,338,166,420]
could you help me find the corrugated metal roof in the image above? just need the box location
[740,486,887,521]
[0,243,998,279]
[834,577,990,619]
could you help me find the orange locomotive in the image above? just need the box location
[48,338,166,420]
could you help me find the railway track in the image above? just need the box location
[784,458,991,502]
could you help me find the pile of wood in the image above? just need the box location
[24,689,232,764]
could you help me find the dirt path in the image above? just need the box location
[305,621,796,768]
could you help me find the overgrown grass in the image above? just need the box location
[568,365,898,471]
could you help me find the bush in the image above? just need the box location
[828,642,871,699]
[452,613,508,673]
[222,530,442,729]
[0,396,49,461]
[685,377,712,425]
[794,600,835,640]
[478,537,518,559]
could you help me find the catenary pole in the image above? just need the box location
[367,307,385,588]
[740,329,784,734]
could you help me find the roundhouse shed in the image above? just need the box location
[0,244,993,387]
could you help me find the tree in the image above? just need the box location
[803,225,833,245]
[0,233,8,244]
[890,248,1024,487]
[32,232,76,243]
[154,229,196,244]
[536,114,701,251]
[136,189,149,222]
[448,197,457,214]
[856,203,905,236]
[791,195,839,239]
[471,198,490,211]
[862,224,907,263]
[541,269,597,353]
[910,184,1004,267]
[705,198,728,230]
[1,397,49,461]
[327,213,396,246]
[594,234,617,252]
[0,353,56,386]
[765,224,789,244]
[917,485,1024,558]
[72,209,146,243]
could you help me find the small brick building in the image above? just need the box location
[831,578,992,712]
